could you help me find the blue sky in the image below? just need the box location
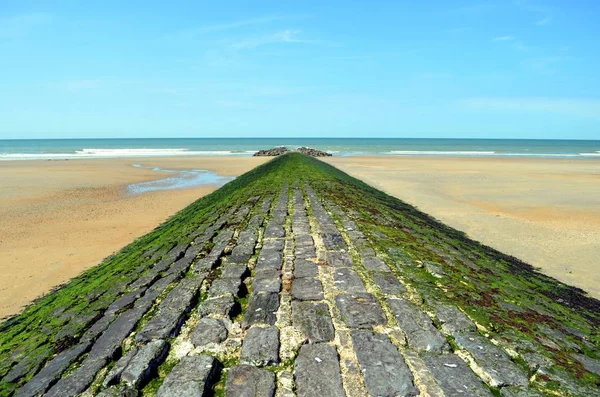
[0,1,599,139]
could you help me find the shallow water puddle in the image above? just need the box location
[127,164,234,195]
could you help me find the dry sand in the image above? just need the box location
[1,155,599,318]
[325,156,600,299]
[0,157,268,318]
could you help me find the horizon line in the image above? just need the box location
[1,137,599,141]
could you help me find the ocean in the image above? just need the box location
[0,138,599,160]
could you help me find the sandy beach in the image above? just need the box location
[0,157,268,318]
[325,156,600,299]
[1,155,599,318]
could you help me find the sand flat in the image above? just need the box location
[325,156,600,298]
[0,157,268,318]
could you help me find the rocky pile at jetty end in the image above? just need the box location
[253,147,332,157]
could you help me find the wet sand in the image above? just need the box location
[1,155,599,318]
[0,157,268,318]
[325,156,600,299]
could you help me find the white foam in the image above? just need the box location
[0,148,257,160]
[387,151,586,157]
[389,151,496,155]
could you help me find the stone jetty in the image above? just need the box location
[1,154,599,396]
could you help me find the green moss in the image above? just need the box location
[211,369,228,397]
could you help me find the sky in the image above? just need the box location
[0,0,599,139]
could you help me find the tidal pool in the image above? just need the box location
[127,164,234,195]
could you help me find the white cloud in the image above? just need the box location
[458,97,600,118]
[493,35,515,41]
[536,16,552,25]
[492,36,529,51]
[513,41,529,51]
[170,16,283,40]
[196,16,282,33]
[231,29,311,50]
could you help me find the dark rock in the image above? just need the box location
[253,270,282,293]
[326,251,353,268]
[295,343,344,397]
[371,272,406,295]
[103,347,139,387]
[362,256,390,272]
[291,277,324,301]
[294,259,319,279]
[190,318,228,347]
[92,306,149,358]
[572,353,600,376]
[294,234,314,248]
[387,298,449,353]
[194,256,220,274]
[4,351,46,384]
[351,330,417,397]
[208,278,242,298]
[198,294,236,318]
[106,291,143,315]
[292,301,335,343]
[46,297,157,397]
[333,268,367,293]
[335,293,386,329]
[220,263,249,280]
[156,355,220,397]
[424,262,446,278]
[135,273,179,310]
[16,341,92,397]
[81,312,117,342]
[264,225,285,238]
[454,332,529,387]
[422,353,492,396]
[135,275,204,342]
[225,365,276,397]
[253,146,331,157]
[121,340,169,387]
[435,305,477,334]
[295,245,317,259]
[296,147,332,157]
[262,239,285,251]
[240,326,280,366]
[45,357,107,397]
[255,249,283,272]
[253,147,289,156]
[321,233,346,250]
[242,292,280,329]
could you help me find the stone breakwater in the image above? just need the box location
[2,154,599,396]
[254,147,332,157]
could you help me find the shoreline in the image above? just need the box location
[3,154,600,162]
[1,155,599,318]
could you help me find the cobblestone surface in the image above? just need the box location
[11,179,600,397]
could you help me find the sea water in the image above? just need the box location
[1,138,599,160]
